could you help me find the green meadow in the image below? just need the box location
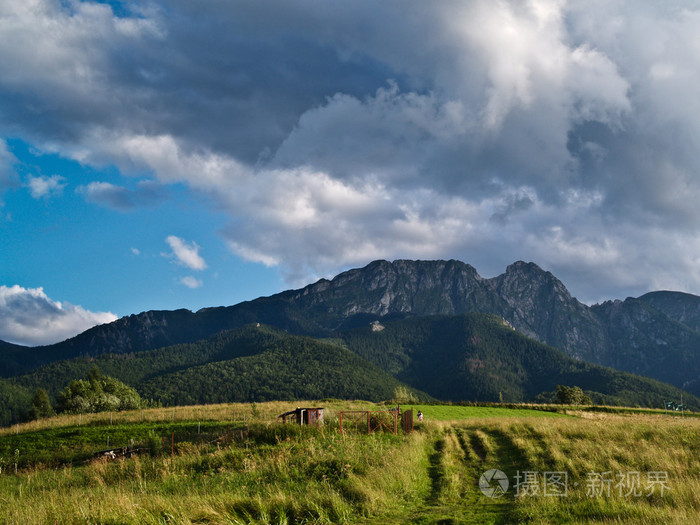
[409,404,564,421]
[0,402,698,524]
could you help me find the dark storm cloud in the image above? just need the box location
[2,0,700,302]
[0,0,404,162]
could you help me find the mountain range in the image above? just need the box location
[2,259,700,421]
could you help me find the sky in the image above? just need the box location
[2,0,700,346]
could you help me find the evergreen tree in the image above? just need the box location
[29,388,54,420]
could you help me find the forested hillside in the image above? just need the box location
[339,314,699,408]
[0,325,427,424]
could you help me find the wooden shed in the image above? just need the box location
[278,407,324,426]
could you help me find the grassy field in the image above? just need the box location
[0,402,698,524]
[425,413,700,524]
[409,404,565,421]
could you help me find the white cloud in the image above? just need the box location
[0,285,117,346]
[165,235,207,271]
[179,276,203,289]
[26,174,65,199]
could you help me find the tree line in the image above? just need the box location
[12,367,145,423]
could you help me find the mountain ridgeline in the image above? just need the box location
[2,259,700,419]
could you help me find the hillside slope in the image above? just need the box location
[339,314,699,408]
[0,325,428,424]
[591,298,700,393]
[638,291,700,332]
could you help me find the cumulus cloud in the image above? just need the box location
[26,174,65,199]
[2,1,700,302]
[0,285,117,346]
[179,276,203,289]
[165,235,207,271]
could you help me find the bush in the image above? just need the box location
[146,432,164,457]
[56,367,143,414]
[556,385,592,405]
[393,385,418,404]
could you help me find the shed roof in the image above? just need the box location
[278,407,324,418]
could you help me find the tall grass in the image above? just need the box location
[2,403,699,524]
[460,413,700,524]
[0,408,430,524]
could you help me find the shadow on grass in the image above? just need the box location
[427,435,447,505]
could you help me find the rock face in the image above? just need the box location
[291,259,505,319]
[287,260,606,361]
[638,291,700,333]
[489,261,606,361]
[5,258,700,395]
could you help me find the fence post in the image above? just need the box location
[367,411,370,434]
[171,432,174,456]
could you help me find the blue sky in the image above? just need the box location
[3,0,700,345]
[1,138,284,343]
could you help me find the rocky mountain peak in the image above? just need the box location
[485,261,603,360]
[494,261,569,298]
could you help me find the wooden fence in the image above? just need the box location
[338,407,413,435]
